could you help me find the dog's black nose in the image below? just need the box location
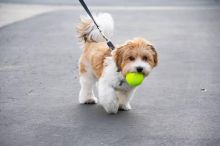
[136,67,143,73]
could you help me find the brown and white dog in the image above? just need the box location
[76,13,158,114]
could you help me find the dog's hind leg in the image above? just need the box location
[79,73,98,104]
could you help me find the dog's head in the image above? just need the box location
[113,38,158,77]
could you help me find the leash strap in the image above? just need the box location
[79,0,115,50]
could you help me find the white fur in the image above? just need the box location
[98,57,135,114]
[86,13,114,42]
[79,60,98,104]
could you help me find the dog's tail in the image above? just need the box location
[76,13,114,43]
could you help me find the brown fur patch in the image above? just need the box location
[150,45,158,67]
[91,49,111,77]
[79,57,87,74]
[79,42,111,78]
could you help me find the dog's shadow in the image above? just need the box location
[75,103,139,127]
[77,103,133,117]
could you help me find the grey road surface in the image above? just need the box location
[0,3,220,146]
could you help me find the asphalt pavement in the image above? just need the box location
[0,1,220,146]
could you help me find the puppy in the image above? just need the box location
[76,13,158,114]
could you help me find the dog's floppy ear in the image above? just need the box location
[113,46,124,72]
[150,45,158,67]
[113,41,133,72]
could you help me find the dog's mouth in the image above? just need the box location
[129,68,150,76]
[122,63,152,77]
[122,70,149,78]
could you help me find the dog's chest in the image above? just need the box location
[102,57,132,91]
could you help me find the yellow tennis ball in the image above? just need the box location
[125,72,144,87]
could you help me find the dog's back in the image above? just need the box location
[76,13,114,78]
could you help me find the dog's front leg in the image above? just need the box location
[117,90,135,111]
[98,80,119,114]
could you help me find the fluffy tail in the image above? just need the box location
[76,13,114,42]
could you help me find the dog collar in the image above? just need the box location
[119,79,125,86]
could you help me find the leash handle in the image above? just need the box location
[79,0,115,50]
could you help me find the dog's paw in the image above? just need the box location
[105,107,118,114]
[119,104,132,111]
[102,102,119,114]
[79,96,98,104]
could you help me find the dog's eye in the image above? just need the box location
[128,56,135,61]
[142,56,148,61]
